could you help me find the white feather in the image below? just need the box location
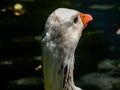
[42,8,84,90]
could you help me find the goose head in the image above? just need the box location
[43,8,93,50]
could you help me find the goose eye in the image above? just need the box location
[73,16,78,23]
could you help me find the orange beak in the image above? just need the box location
[80,12,93,26]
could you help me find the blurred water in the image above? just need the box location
[71,1,120,90]
[0,0,120,90]
[72,0,120,59]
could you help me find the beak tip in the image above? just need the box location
[88,14,93,22]
[88,14,93,21]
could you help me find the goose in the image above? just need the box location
[41,8,93,90]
